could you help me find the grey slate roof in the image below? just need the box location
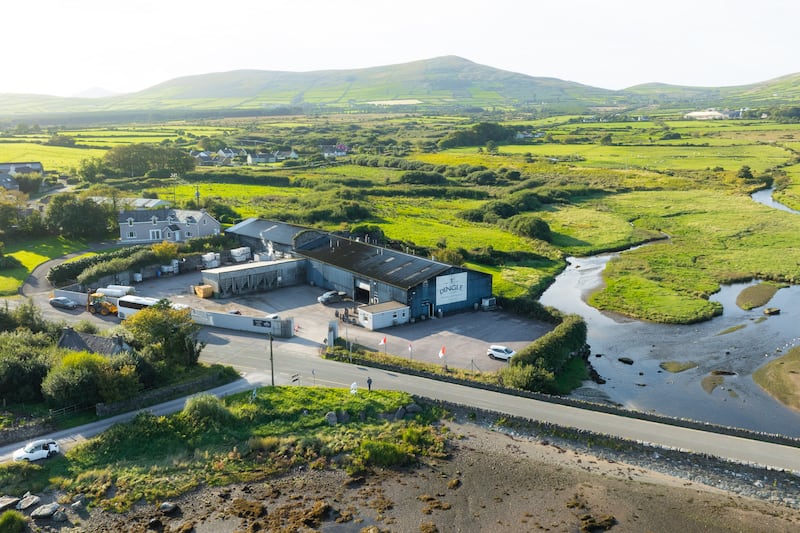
[225,218,309,246]
[117,208,206,223]
[296,236,451,290]
[57,327,130,356]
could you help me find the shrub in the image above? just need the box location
[498,362,556,392]
[502,214,552,242]
[41,351,108,407]
[0,510,28,533]
[398,171,447,185]
[182,393,234,429]
[359,439,412,467]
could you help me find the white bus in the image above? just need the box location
[117,295,162,319]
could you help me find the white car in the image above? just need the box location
[487,345,516,361]
[13,439,60,461]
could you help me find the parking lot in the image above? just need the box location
[145,271,554,371]
[43,270,554,372]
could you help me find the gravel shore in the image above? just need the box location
[36,408,800,533]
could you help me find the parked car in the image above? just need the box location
[49,296,79,310]
[264,313,280,320]
[487,345,516,361]
[13,439,60,461]
[317,290,346,304]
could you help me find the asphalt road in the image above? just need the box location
[3,251,800,473]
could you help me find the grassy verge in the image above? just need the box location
[753,346,800,412]
[0,387,445,512]
[0,237,87,296]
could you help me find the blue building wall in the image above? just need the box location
[306,261,492,320]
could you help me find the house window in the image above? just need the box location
[166,232,172,238]
[149,229,162,240]
[186,231,192,237]
[203,219,207,225]
[127,231,135,239]
[152,216,158,225]
[127,218,134,226]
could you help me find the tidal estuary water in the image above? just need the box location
[540,190,800,436]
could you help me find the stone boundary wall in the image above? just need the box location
[332,353,800,449]
[0,421,56,446]
[95,373,228,417]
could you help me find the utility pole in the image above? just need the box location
[269,333,274,386]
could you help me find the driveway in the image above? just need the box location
[101,271,554,371]
[16,255,553,372]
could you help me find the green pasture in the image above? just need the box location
[494,143,792,173]
[586,189,800,323]
[538,203,664,256]
[372,197,534,252]
[0,143,106,173]
[773,165,800,211]
[0,237,86,296]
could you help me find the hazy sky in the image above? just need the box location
[5,0,798,97]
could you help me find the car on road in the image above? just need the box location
[317,290,346,304]
[48,296,79,310]
[13,439,60,461]
[487,345,516,361]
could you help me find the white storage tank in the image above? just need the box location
[230,246,251,263]
[106,285,135,295]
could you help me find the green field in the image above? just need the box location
[5,114,800,323]
[0,238,87,296]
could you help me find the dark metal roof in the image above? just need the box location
[297,236,451,290]
[225,218,309,246]
[57,327,129,356]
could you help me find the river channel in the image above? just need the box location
[540,190,800,436]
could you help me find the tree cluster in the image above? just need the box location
[78,143,196,182]
[0,299,202,408]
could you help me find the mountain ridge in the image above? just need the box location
[1,55,798,120]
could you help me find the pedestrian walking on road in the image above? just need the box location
[367,376,373,392]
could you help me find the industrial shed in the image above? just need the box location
[296,234,492,320]
[357,301,410,330]
[200,258,306,298]
[225,218,310,259]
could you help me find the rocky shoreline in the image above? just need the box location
[5,404,800,532]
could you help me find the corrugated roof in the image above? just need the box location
[297,237,450,290]
[225,218,309,246]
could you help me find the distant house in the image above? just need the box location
[514,131,534,140]
[190,151,215,166]
[217,147,239,159]
[118,208,220,243]
[273,150,298,161]
[0,162,44,175]
[684,109,727,120]
[247,152,276,165]
[57,326,131,356]
[319,144,349,158]
[0,173,19,191]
